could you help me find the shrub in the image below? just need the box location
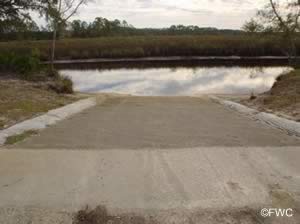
[49,75,74,94]
[13,55,40,76]
[0,50,41,79]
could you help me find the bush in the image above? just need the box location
[13,55,40,76]
[49,75,74,94]
[0,50,41,79]
[0,50,74,94]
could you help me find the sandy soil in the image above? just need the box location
[241,70,300,122]
[0,77,82,130]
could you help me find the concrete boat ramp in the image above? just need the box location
[0,95,299,224]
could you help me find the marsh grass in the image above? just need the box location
[0,35,293,61]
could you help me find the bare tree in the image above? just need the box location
[256,0,300,58]
[42,0,88,72]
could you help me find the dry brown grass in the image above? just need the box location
[0,35,288,61]
[244,69,300,121]
[0,77,79,129]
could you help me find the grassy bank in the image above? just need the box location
[243,69,300,121]
[0,35,297,61]
[0,77,81,130]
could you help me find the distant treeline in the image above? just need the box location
[67,17,242,38]
[0,17,242,41]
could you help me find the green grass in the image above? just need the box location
[0,120,4,129]
[0,34,295,60]
[4,130,38,145]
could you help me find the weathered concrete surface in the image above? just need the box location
[11,96,300,149]
[0,147,299,223]
[1,96,300,223]
[210,96,300,137]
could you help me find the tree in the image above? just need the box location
[41,0,89,71]
[250,0,300,58]
[242,19,264,33]
[0,0,37,21]
[0,0,42,34]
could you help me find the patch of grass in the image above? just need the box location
[73,205,271,224]
[73,205,147,224]
[0,78,79,129]
[4,130,38,145]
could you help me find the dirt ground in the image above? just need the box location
[0,77,83,130]
[241,70,300,122]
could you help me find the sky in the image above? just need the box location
[33,0,267,29]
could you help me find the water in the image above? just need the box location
[60,66,292,96]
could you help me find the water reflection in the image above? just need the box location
[60,66,292,96]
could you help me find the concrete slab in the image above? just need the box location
[1,96,299,223]
[0,147,299,223]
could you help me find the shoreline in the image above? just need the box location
[43,56,296,65]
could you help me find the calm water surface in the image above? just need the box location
[60,66,292,96]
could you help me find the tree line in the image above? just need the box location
[1,0,300,60]
[0,16,242,41]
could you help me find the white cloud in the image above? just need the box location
[32,0,267,29]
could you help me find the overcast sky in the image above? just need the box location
[33,0,266,29]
